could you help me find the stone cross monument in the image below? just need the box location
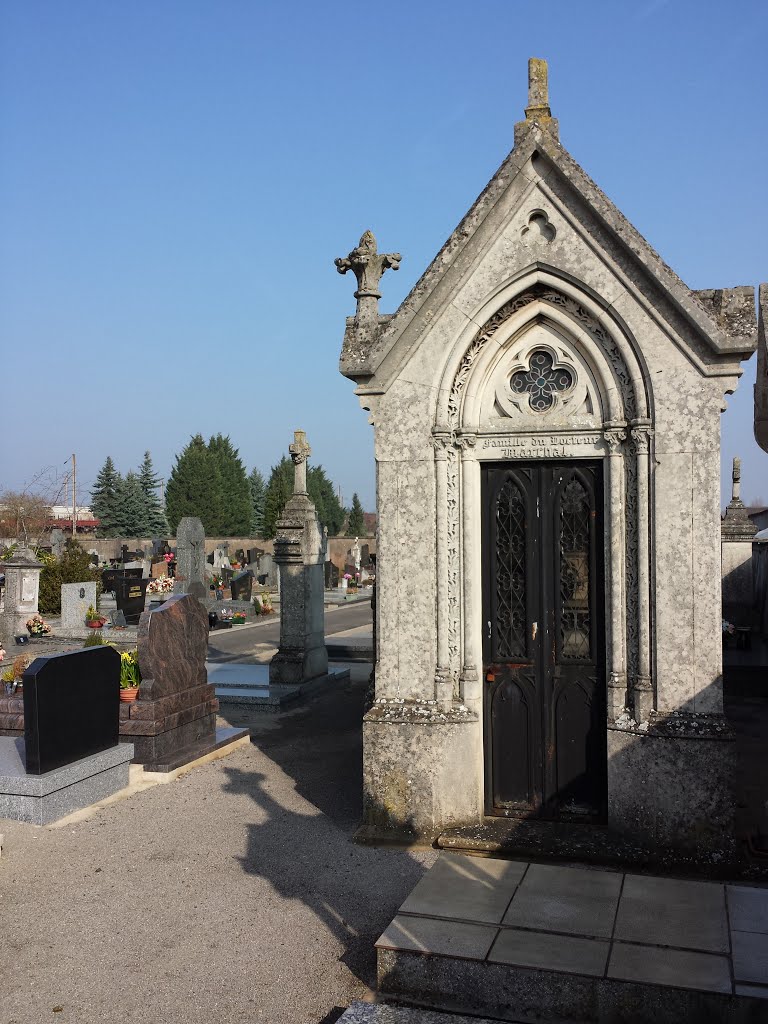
[174,517,207,601]
[270,431,328,685]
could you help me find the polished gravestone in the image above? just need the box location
[230,570,253,602]
[0,646,132,824]
[114,576,149,625]
[119,594,247,771]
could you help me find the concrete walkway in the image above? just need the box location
[0,667,436,1024]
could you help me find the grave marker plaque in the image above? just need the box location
[23,647,120,774]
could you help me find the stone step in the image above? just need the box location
[376,853,768,1023]
[336,1002,503,1024]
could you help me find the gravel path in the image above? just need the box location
[0,669,436,1024]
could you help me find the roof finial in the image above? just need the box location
[526,58,551,119]
[515,57,559,144]
[732,456,742,503]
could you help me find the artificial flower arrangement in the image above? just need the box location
[216,608,233,621]
[253,594,274,615]
[147,576,175,594]
[26,614,52,637]
[163,552,174,563]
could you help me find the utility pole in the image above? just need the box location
[71,453,77,536]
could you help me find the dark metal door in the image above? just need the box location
[482,461,606,822]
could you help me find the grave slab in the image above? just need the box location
[208,661,350,712]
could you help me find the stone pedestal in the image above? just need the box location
[270,432,329,686]
[1,547,43,640]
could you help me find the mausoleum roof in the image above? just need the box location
[338,60,760,389]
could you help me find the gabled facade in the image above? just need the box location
[336,60,760,856]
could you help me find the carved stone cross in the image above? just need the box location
[289,429,311,494]
[732,456,742,503]
[335,230,401,326]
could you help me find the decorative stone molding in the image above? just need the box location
[521,210,556,244]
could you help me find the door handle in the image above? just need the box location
[532,621,538,641]
[487,620,492,639]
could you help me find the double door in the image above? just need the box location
[482,461,606,822]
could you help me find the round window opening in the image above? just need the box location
[510,350,574,412]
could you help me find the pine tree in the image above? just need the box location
[308,465,346,536]
[165,434,223,535]
[262,457,294,539]
[249,467,266,537]
[207,434,251,535]
[137,450,169,535]
[91,456,122,537]
[348,492,365,536]
[111,472,149,538]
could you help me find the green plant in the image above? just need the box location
[119,650,141,689]
[38,539,102,615]
[86,604,99,621]
[83,631,109,647]
[2,668,14,684]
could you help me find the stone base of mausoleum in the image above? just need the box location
[360,701,483,841]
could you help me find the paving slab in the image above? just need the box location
[727,884,768,933]
[614,873,729,953]
[337,1002,505,1024]
[502,862,621,939]
[489,926,609,976]
[376,914,496,961]
[398,852,525,924]
[607,942,732,993]
[732,930,768,985]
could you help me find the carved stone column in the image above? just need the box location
[430,429,453,710]
[457,433,481,711]
[604,428,628,720]
[630,423,654,722]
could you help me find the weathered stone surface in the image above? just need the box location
[0,547,43,640]
[173,517,206,600]
[336,59,755,854]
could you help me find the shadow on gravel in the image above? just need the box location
[221,678,430,988]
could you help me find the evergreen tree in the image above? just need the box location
[262,459,346,539]
[91,456,122,537]
[111,472,149,538]
[249,467,266,537]
[137,450,169,535]
[207,434,251,535]
[348,492,365,536]
[165,434,223,535]
[262,457,293,539]
[308,465,346,536]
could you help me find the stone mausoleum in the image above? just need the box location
[335,60,764,856]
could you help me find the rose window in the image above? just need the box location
[510,350,574,412]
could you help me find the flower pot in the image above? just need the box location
[120,687,140,703]
[86,621,102,629]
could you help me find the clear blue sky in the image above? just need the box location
[1,0,766,512]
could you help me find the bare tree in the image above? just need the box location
[0,464,69,547]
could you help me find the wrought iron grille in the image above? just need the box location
[495,479,527,657]
[510,349,573,412]
[559,477,591,660]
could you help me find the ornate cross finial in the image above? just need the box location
[335,230,401,326]
[732,456,742,503]
[289,429,311,494]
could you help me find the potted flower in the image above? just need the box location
[85,605,107,628]
[119,650,141,702]
[2,668,15,696]
[26,614,52,637]
[231,611,246,624]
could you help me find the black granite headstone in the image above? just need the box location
[115,577,149,624]
[230,570,253,601]
[23,646,120,774]
[221,567,234,588]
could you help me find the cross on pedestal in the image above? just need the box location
[289,430,311,494]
